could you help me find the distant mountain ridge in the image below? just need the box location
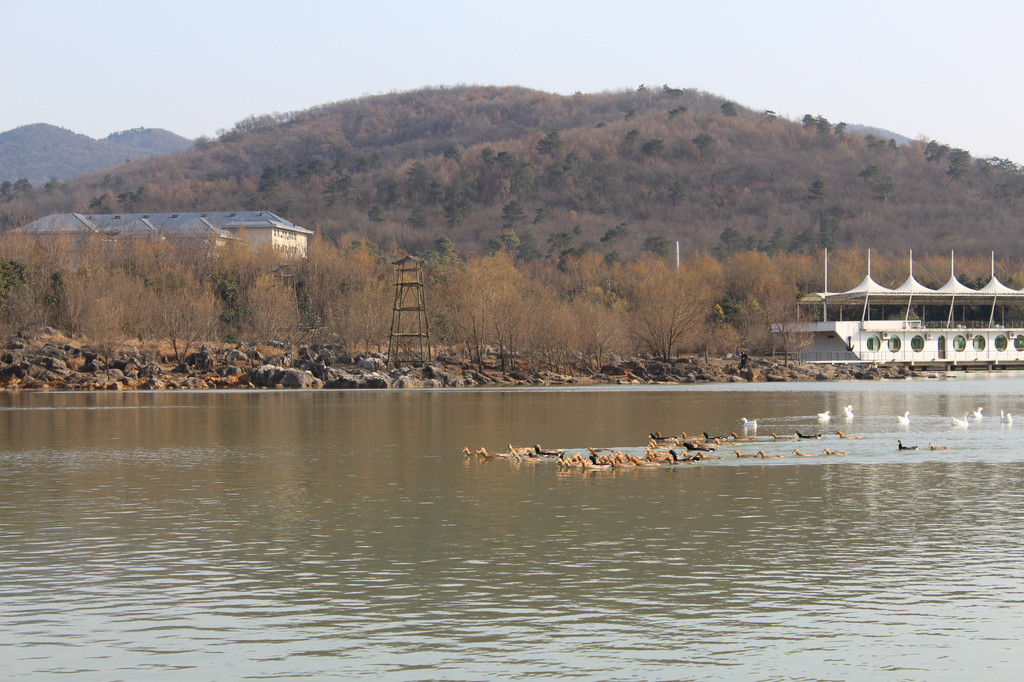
[0,124,193,184]
[846,124,915,147]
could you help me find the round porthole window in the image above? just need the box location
[973,335,986,351]
[995,335,1008,351]
[888,336,901,352]
[866,335,880,352]
[1015,336,1024,351]
[953,335,967,352]
[911,335,925,352]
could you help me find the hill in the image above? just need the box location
[3,85,1024,260]
[0,124,193,185]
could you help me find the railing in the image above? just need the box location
[799,351,863,363]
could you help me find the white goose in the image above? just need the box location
[951,413,970,428]
[1000,410,1013,424]
[971,407,984,420]
[817,410,832,422]
[897,411,911,426]
[740,417,758,430]
[842,404,855,420]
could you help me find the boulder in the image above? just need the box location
[184,349,215,371]
[138,362,164,379]
[425,364,466,387]
[278,368,320,388]
[34,356,70,376]
[393,374,441,388]
[224,348,248,364]
[356,355,386,371]
[248,364,319,388]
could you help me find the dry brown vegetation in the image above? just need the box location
[3,229,1024,374]
[4,85,1024,263]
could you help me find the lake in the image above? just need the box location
[3,376,1024,680]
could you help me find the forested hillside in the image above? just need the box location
[4,85,1024,262]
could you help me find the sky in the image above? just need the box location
[3,0,1023,163]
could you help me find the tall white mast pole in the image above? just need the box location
[823,248,828,322]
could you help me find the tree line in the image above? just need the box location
[2,233,1023,372]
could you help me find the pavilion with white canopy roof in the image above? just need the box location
[790,251,1024,368]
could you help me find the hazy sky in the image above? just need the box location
[3,0,1021,162]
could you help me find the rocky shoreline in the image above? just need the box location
[0,328,923,392]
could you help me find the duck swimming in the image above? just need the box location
[462,446,509,459]
[897,440,919,451]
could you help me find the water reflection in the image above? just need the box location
[2,381,1024,679]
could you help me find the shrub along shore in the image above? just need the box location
[1,327,920,392]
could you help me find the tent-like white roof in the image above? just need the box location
[936,275,976,295]
[893,274,934,294]
[979,275,1019,295]
[845,275,894,295]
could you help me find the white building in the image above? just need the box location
[15,211,314,257]
[790,253,1024,369]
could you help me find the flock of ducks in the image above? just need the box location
[817,404,1012,428]
[462,400,1013,469]
[892,406,1012,428]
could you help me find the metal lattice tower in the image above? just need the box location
[387,256,432,368]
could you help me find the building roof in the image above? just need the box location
[805,251,1024,305]
[15,211,313,238]
[810,274,1024,305]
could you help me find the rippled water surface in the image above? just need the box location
[3,377,1024,680]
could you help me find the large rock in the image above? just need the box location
[184,349,215,371]
[392,373,442,388]
[248,364,319,388]
[424,364,466,387]
[324,369,391,388]
[33,356,70,376]
[356,355,386,372]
